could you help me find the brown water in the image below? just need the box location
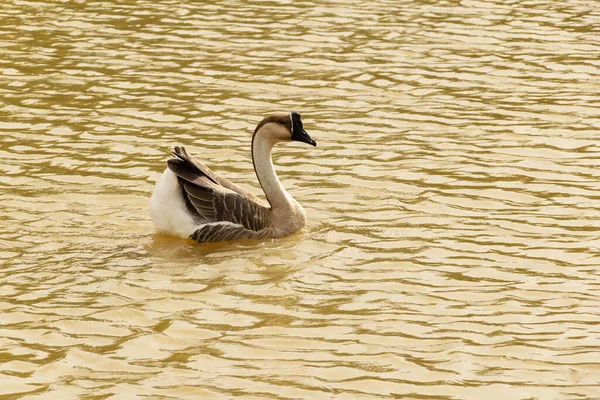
[1,1,600,399]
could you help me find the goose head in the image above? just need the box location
[253,112,317,147]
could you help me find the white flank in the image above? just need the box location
[150,169,198,238]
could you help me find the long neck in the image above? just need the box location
[252,131,294,211]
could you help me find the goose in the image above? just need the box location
[150,112,317,243]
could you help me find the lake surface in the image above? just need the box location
[1,1,599,398]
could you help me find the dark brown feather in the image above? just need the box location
[191,223,268,243]
[166,146,272,235]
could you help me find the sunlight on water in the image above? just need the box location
[1,0,599,398]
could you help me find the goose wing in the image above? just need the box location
[172,146,267,206]
[166,147,272,238]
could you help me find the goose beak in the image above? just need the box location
[290,112,317,147]
[293,128,317,147]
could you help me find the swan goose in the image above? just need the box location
[150,112,317,243]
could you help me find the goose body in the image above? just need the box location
[150,112,317,243]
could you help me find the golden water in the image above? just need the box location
[1,1,600,398]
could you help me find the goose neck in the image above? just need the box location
[251,133,293,211]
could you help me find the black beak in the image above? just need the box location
[290,112,317,147]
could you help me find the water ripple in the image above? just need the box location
[1,0,600,399]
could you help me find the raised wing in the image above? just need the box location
[172,146,267,206]
[166,146,272,235]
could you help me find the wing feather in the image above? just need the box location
[166,146,272,233]
[190,222,267,243]
[172,146,266,206]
